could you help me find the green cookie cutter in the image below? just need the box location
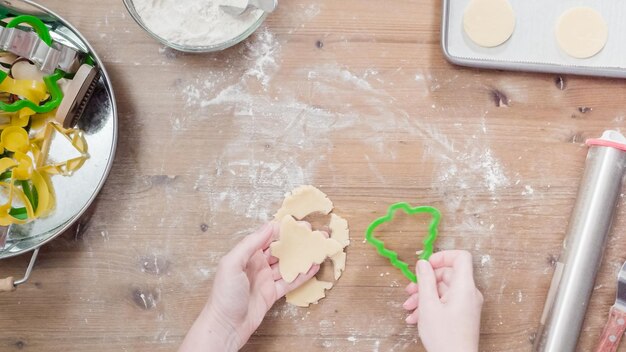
[0,69,64,113]
[365,202,441,283]
[0,15,63,113]
[5,15,53,47]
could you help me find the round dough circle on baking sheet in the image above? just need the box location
[556,7,608,59]
[463,0,516,48]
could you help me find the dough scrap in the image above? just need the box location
[556,7,608,59]
[329,213,350,248]
[286,277,333,307]
[463,0,515,48]
[328,214,349,280]
[271,216,343,283]
[330,251,346,280]
[274,185,333,220]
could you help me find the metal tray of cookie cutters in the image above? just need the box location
[441,0,626,78]
[0,0,117,285]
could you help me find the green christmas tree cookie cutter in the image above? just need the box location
[0,15,64,113]
[0,69,64,113]
[365,202,441,283]
[5,15,53,47]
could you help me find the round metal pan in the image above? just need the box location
[0,0,117,273]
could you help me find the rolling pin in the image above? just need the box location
[534,130,626,351]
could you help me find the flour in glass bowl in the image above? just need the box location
[131,0,264,48]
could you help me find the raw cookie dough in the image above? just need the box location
[286,277,333,307]
[463,0,515,48]
[274,185,333,220]
[271,216,343,283]
[272,185,350,306]
[329,214,350,280]
[329,214,350,247]
[330,251,346,280]
[556,7,608,59]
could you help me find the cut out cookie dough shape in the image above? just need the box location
[273,185,350,306]
[286,277,333,307]
[463,0,515,48]
[271,216,343,283]
[556,7,608,59]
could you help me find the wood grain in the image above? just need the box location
[1,0,626,351]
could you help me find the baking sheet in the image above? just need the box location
[442,0,626,78]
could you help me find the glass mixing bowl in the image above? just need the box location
[122,0,268,53]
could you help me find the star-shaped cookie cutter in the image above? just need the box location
[365,202,441,283]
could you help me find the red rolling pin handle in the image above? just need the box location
[595,306,626,352]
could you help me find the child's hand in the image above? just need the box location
[180,223,319,352]
[403,250,483,352]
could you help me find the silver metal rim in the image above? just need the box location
[0,0,118,259]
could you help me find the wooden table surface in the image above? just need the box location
[3,0,626,351]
